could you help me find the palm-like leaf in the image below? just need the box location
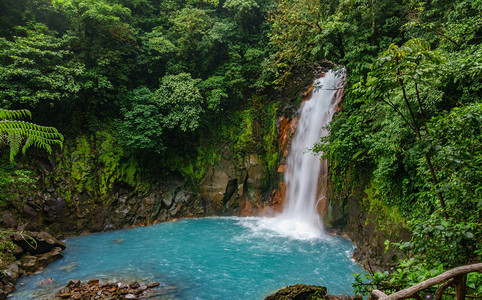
[0,109,63,162]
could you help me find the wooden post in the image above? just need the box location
[454,274,467,300]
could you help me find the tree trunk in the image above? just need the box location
[424,153,449,219]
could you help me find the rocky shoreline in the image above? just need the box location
[51,279,161,300]
[0,230,66,299]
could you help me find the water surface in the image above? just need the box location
[11,217,363,299]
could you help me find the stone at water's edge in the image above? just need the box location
[14,231,66,254]
[265,284,327,300]
[265,284,359,300]
[51,279,160,300]
[0,231,65,299]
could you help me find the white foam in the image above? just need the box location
[236,217,326,241]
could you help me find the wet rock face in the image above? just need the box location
[12,231,65,275]
[199,154,269,216]
[32,178,206,236]
[1,128,277,238]
[200,159,237,213]
[102,181,199,229]
[1,211,17,228]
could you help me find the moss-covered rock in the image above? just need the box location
[265,284,327,300]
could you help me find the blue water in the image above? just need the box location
[10,217,363,299]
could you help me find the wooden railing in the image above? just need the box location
[371,263,482,300]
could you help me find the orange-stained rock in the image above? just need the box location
[278,116,299,156]
[317,195,327,218]
[269,181,286,212]
[240,196,253,217]
[277,164,285,173]
[278,116,289,151]
[301,84,314,101]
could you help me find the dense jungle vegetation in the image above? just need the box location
[0,0,480,297]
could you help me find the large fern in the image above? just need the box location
[0,109,63,162]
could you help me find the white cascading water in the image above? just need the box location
[244,69,345,240]
[280,69,345,233]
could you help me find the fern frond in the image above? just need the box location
[0,109,63,162]
[7,132,22,162]
[0,109,32,120]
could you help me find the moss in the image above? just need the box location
[0,231,15,270]
[221,107,258,163]
[261,101,280,187]
[119,157,143,188]
[51,130,150,206]
[362,181,405,233]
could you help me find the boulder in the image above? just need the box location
[53,279,160,299]
[265,284,327,300]
[66,280,81,290]
[14,231,66,255]
[0,282,15,297]
[38,247,63,268]
[38,278,55,287]
[12,243,23,257]
[161,191,174,208]
[22,203,37,218]
[200,158,237,212]
[1,262,20,285]
[1,211,17,228]
[20,256,39,273]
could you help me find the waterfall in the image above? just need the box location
[278,69,345,236]
[245,69,345,240]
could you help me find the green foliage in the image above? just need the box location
[0,109,63,162]
[346,40,481,294]
[166,141,221,183]
[427,104,482,218]
[0,162,38,209]
[198,76,227,111]
[117,87,165,153]
[223,0,260,24]
[0,23,84,108]
[154,73,204,132]
[118,73,204,154]
[220,107,257,161]
[0,231,15,270]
